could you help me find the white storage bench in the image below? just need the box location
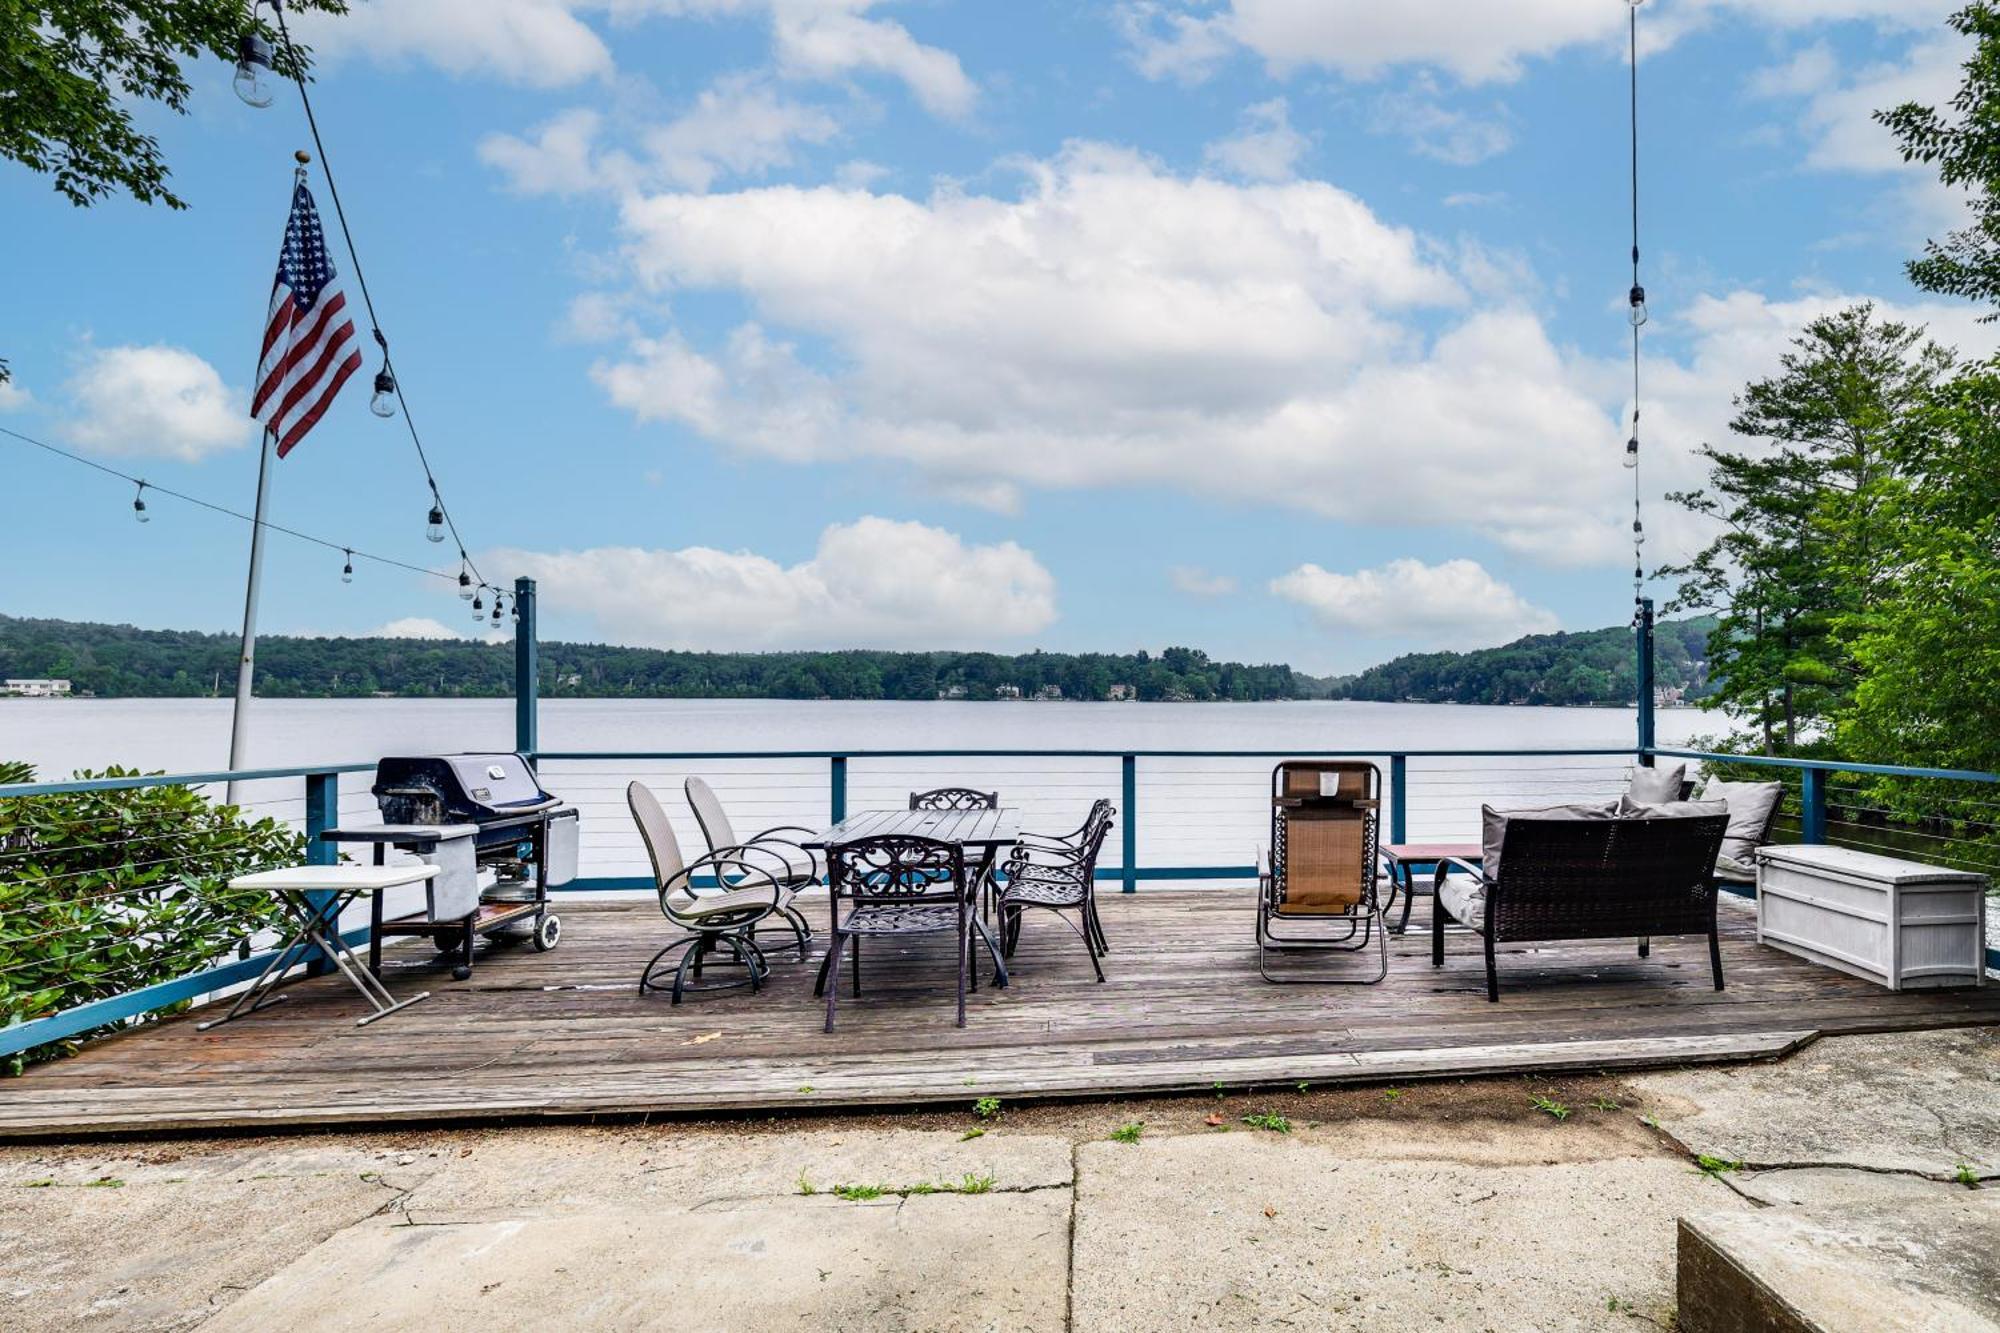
[1757,845,1989,991]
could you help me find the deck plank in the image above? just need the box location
[1,890,1995,1138]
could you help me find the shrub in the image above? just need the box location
[0,763,305,1073]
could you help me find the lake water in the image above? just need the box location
[2,699,1713,883]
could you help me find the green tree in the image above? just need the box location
[0,0,346,210]
[1877,3,2000,310]
[1658,305,1951,752]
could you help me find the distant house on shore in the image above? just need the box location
[3,678,71,698]
[994,684,1023,700]
[1107,683,1134,701]
[1033,684,1063,701]
[936,684,968,700]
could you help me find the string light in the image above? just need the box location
[470,587,485,619]
[341,549,354,583]
[232,30,275,108]
[258,3,494,601]
[458,565,474,600]
[4,424,461,589]
[1625,0,1648,609]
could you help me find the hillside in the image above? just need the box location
[1327,617,1715,706]
[0,614,1715,706]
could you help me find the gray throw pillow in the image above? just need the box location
[1480,800,1620,884]
[1696,778,1785,864]
[1624,762,1686,805]
[1615,796,1730,820]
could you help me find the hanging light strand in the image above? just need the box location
[253,0,490,589]
[2,425,459,586]
[1626,0,1647,612]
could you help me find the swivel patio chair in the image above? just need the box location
[909,787,999,811]
[994,800,1115,982]
[1257,760,1388,984]
[684,774,817,958]
[816,834,984,1031]
[628,781,791,1004]
[1431,808,1729,1001]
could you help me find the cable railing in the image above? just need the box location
[3,744,1997,1062]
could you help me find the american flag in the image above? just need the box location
[252,180,361,457]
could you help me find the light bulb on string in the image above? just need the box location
[491,598,504,626]
[458,566,474,600]
[232,32,275,108]
[1627,284,1648,328]
[1624,437,1639,470]
[426,503,446,544]
[1632,520,1646,546]
[132,481,150,524]
[471,588,485,619]
[369,366,397,418]
[341,549,354,583]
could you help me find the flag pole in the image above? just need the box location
[228,147,313,803]
[226,423,276,803]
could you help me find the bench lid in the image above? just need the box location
[1758,843,1989,886]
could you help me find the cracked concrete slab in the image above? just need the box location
[1630,1027,2000,1178]
[0,1143,421,1333]
[200,1192,1071,1333]
[1070,1131,1746,1331]
[1680,1191,2000,1333]
[394,1125,1074,1222]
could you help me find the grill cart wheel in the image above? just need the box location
[533,913,562,952]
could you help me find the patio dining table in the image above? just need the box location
[803,806,1023,985]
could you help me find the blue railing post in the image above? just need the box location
[1800,767,1828,844]
[1635,598,1657,763]
[1389,754,1408,845]
[303,769,340,975]
[514,576,538,756]
[830,755,847,823]
[1121,753,1137,893]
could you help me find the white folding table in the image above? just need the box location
[198,863,440,1030]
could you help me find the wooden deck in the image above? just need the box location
[5,890,1998,1139]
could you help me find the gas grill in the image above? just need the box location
[321,753,577,980]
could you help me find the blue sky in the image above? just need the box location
[2,0,1992,672]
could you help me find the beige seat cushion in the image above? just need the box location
[1625,762,1687,805]
[1437,872,1487,931]
[665,885,793,920]
[1713,852,1757,883]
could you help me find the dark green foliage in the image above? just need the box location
[0,763,306,1073]
[1657,306,1953,753]
[1878,4,2000,311]
[0,1,346,210]
[1328,618,1713,707]
[0,615,1308,702]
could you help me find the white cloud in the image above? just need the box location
[297,0,614,87]
[1271,558,1558,645]
[490,516,1056,649]
[1203,98,1308,182]
[1117,0,1950,87]
[0,377,29,411]
[481,78,838,196]
[1169,566,1238,598]
[366,617,470,641]
[1371,78,1513,165]
[58,345,253,461]
[1443,190,1506,209]
[595,142,1636,563]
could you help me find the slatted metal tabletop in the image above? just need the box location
[805,807,1023,851]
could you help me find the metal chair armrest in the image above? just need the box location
[665,854,783,924]
[1433,856,1487,887]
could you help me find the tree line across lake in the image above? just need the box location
[0,612,1716,706]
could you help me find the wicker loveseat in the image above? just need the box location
[1431,808,1730,1001]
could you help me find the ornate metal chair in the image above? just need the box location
[683,774,817,956]
[1431,810,1730,1001]
[1257,760,1387,984]
[995,801,1115,981]
[627,782,789,1004]
[909,787,999,810]
[815,834,984,1031]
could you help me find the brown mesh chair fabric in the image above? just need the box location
[1258,760,1387,983]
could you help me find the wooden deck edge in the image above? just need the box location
[0,1028,1820,1142]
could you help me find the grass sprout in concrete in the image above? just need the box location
[1109,1122,1145,1144]
[1240,1112,1292,1134]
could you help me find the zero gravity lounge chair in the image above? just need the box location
[1256,760,1389,984]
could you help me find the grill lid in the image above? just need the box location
[373,752,557,819]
